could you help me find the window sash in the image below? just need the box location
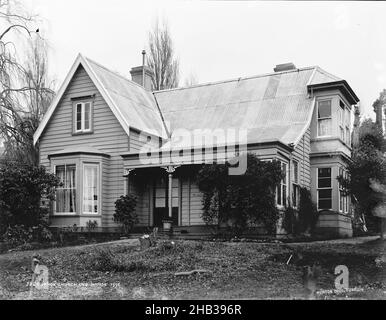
[75,102,92,133]
[318,100,332,119]
[277,162,287,206]
[345,127,350,145]
[83,164,99,214]
[292,161,299,184]
[318,119,332,136]
[317,167,332,210]
[55,164,77,214]
[317,100,332,137]
[292,183,299,208]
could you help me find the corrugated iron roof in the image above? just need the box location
[85,57,168,139]
[154,66,338,149]
[34,52,353,151]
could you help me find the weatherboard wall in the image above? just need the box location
[39,65,147,228]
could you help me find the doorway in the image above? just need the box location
[153,176,179,227]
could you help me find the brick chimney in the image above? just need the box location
[130,50,153,91]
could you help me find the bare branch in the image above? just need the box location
[147,19,179,90]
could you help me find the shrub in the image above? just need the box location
[282,188,318,235]
[298,187,319,234]
[113,194,138,234]
[2,225,33,246]
[282,206,298,235]
[86,220,98,231]
[0,161,60,237]
[197,153,284,235]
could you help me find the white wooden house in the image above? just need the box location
[33,55,359,237]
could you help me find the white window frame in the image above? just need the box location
[345,108,351,146]
[338,167,350,214]
[317,167,332,210]
[338,167,344,213]
[276,161,288,208]
[82,163,100,215]
[54,163,77,215]
[339,101,345,142]
[292,160,300,208]
[74,101,92,133]
[317,99,332,137]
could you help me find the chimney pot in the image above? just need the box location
[274,63,297,72]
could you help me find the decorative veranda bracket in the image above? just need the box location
[123,168,135,177]
[161,165,181,173]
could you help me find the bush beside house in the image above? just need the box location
[0,161,60,246]
[196,153,284,237]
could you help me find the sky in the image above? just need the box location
[20,0,386,120]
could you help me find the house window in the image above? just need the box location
[339,101,345,141]
[277,162,287,206]
[317,100,332,137]
[345,108,351,145]
[83,164,99,214]
[317,167,332,210]
[55,164,76,213]
[339,168,350,214]
[292,161,299,208]
[339,167,344,212]
[74,101,92,133]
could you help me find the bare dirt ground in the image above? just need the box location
[0,236,385,300]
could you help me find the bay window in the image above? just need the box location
[317,100,332,137]
[55,164,77,213]
[317,167,332,210]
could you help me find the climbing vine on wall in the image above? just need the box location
[196,153,284,235]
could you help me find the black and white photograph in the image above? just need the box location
[0,0,386,306]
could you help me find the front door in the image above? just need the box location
[153,176,179,227]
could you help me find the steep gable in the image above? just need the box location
[34,54,167,145]
[39,64,129,165]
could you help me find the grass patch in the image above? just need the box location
[0,238,386,299]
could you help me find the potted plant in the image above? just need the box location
[162,217,174,231]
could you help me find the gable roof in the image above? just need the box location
[33,54,167,145]
[153,66,343,149]
[34,54,359,151]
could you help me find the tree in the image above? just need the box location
[373,89,386,131]
[344,119,386,238]
[147,19,179,91]
[0,1,53,165]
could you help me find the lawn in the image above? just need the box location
[0,237,386,300]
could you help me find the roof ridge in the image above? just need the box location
[315,66,342,81]
[84,55,151,92]
[153,66,318,94]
